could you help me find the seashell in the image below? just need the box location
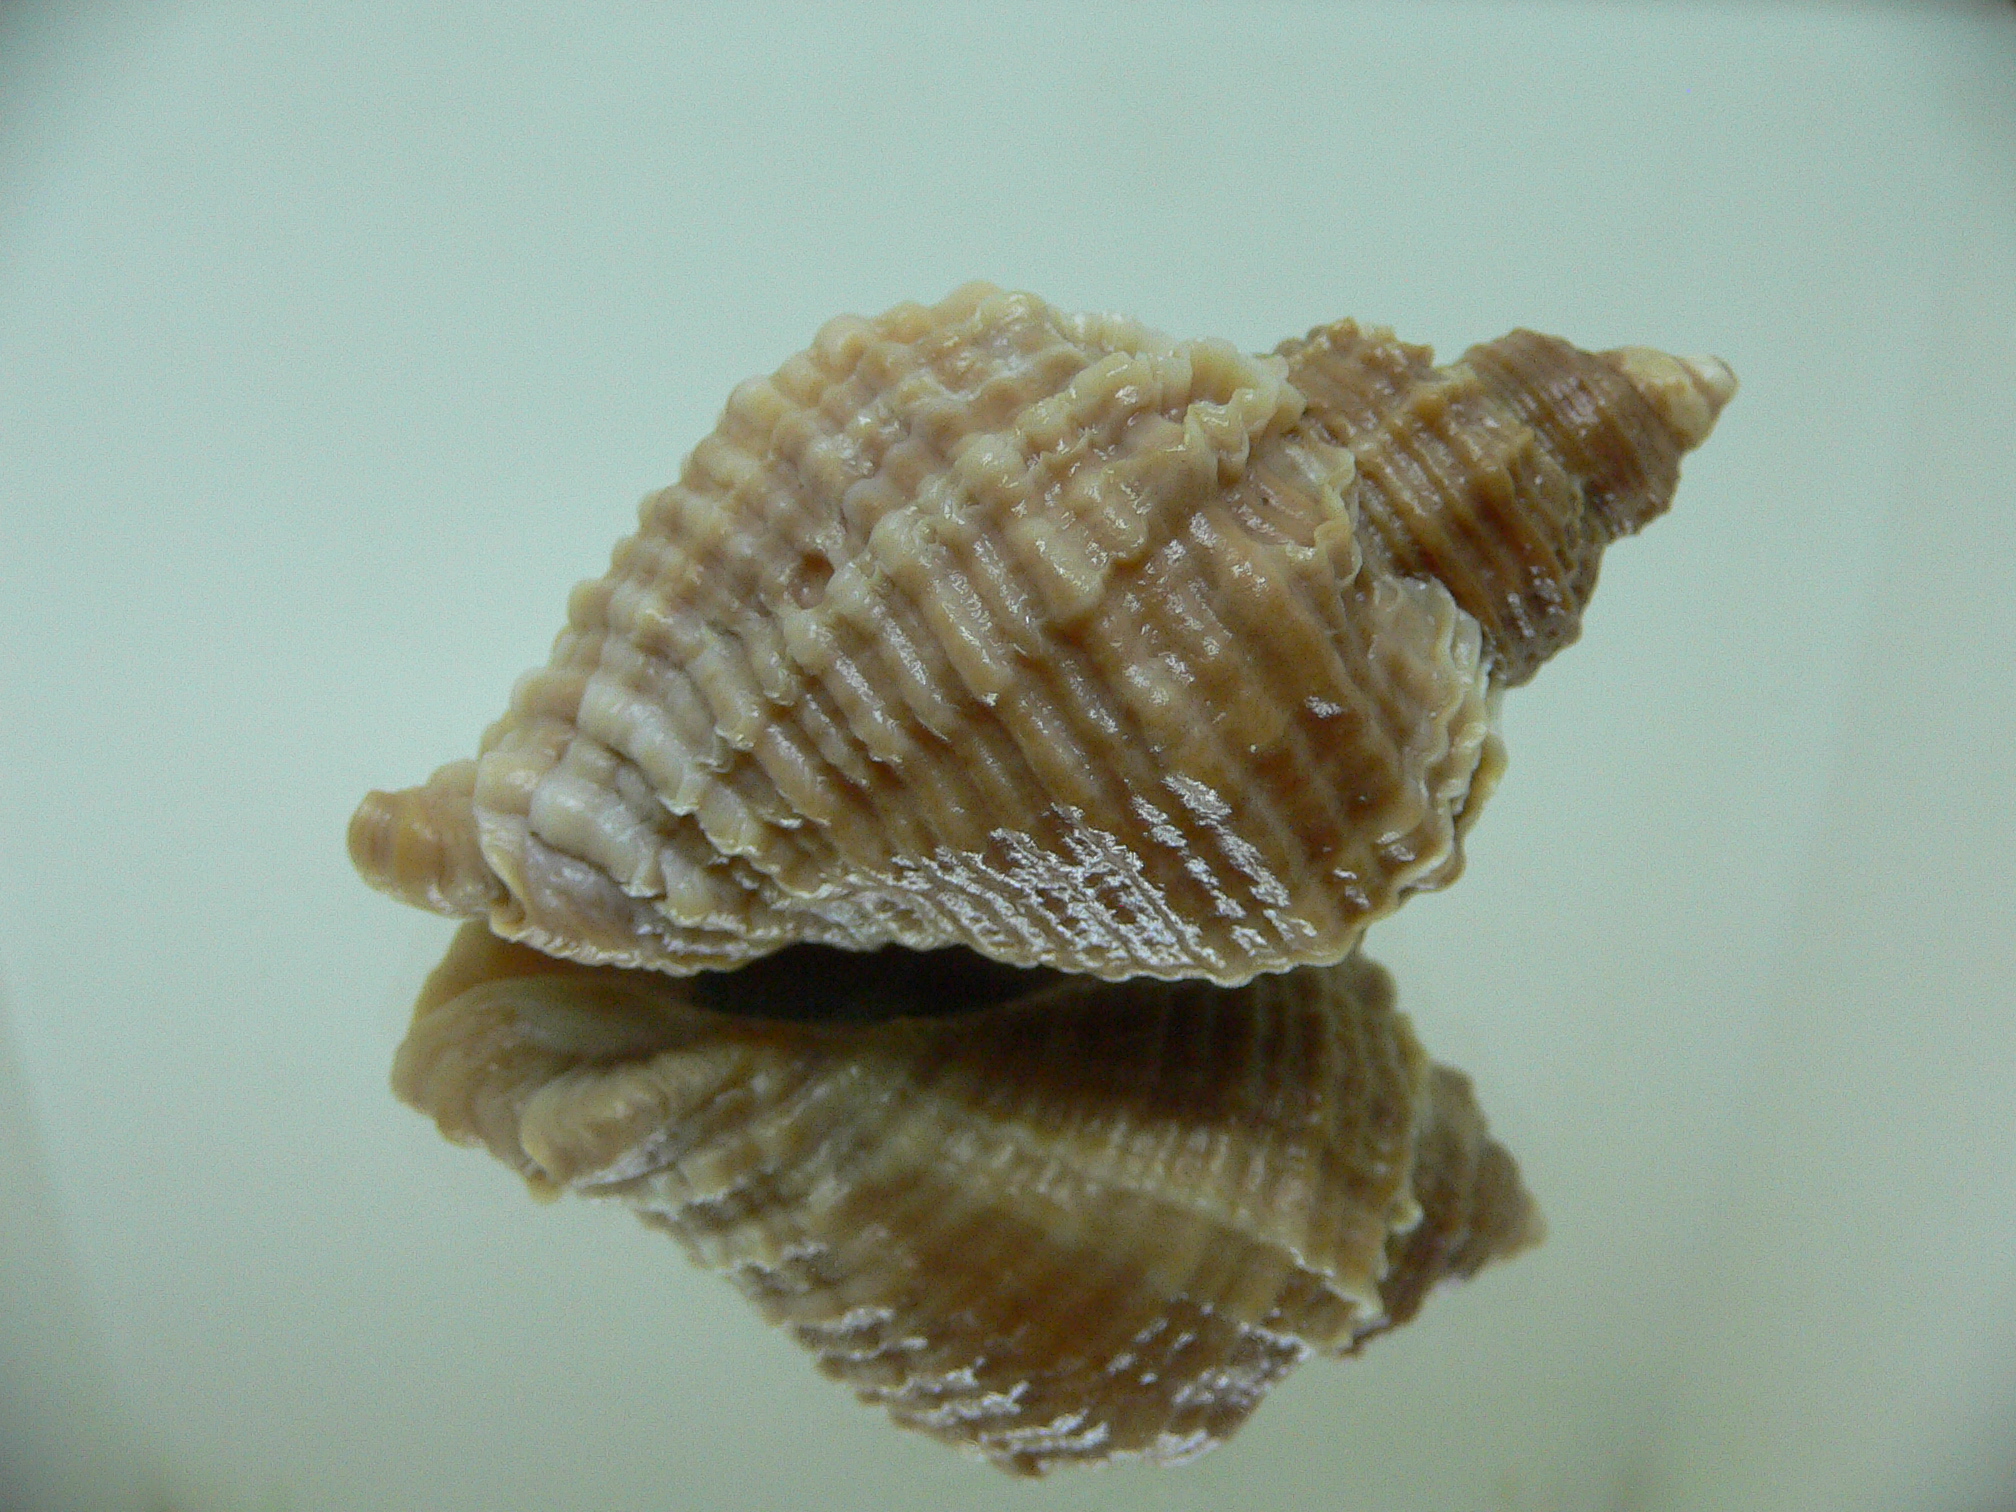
[352,286,1732,1471]
[350,284,1734,985]
[393,921,1541,1475]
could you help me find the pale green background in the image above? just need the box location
[2,4,2013,1510]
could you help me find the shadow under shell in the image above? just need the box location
[686,938,1065,1021]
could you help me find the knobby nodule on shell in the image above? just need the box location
[352,285,1733,1473]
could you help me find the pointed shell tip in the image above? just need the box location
[1606,345,1737,451]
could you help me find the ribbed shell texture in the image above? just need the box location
[352,286,1730,983]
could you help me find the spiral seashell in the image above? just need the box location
[350,285,1734,984]
[393,922,1540,1475]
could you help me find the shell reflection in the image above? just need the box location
[395,923,1540,1474]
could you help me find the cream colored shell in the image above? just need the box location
[396,924,1540,1475]
[351,285,1732,985]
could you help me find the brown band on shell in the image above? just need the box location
[1454,330,1727,682]
[1275,321,1722,687]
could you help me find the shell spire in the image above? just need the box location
[352,286,1733,985]
[1276,322,1736,686]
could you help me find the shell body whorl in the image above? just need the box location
[350,285,1731,985]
